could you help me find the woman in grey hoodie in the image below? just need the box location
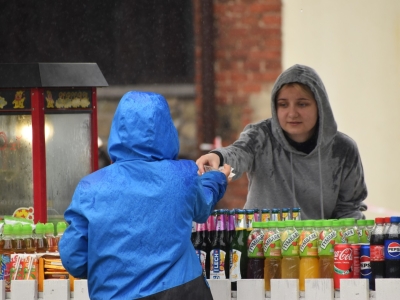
[196,64,367,220]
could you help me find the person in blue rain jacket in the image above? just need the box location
[59,91,231,300]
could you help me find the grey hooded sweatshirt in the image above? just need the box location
[217,64,367,220]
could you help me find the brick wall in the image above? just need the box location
[193,0,282,209]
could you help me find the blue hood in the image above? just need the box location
[108,91,179,162]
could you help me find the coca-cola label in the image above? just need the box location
[370,245,385,261]
[384,240,400,259]
[334,247,353,261]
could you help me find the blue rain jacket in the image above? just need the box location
[59,91,228,299]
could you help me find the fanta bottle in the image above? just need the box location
[263,221,282,291]
[299,220,319,291]
[280,220,300,279]
[318,220,335,278]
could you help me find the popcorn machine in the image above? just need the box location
[0,63,108,223]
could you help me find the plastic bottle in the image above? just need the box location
[210,210,229,279]
[230,209,248,290]
[299,220,319,291]
[55,222,67,247]
[0,224,14,292]
[263,221,281,291]
[45,223,57,252]
[280,220,300,279]
[370,217,385,290]
[383,217,391,236]
[318,220,335,279]
[291,208,301,220]
[365,219,375,243]
[384,216,400,278]
[247,222,265,279]
[34,222,48,253]
[357,219,368,243]
[342,218,359,244]
[281,208,291,221]
[261,209,270,222]
[12,223,25,254]
[22,224,36,253]
[193,221,211,279]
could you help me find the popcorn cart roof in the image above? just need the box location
[0,63,108,88]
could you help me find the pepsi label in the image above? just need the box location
[384,240,400,259]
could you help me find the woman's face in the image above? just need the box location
[276,84,318,143]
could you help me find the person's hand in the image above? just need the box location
[196,153,221,174]
[220,164,232,183]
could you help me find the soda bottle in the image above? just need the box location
[193,222,211,279]
[318,220,335,279]
[261,208,270,222]
[45,223,57,252]
[22,224,36,254]
[0,224,14,292]
[230,209,248,290]
[342,218,359,244]
[34,222,48,253]
[383,217,391,235]
[384,216,400,278]
[280,220,300,279]
[263,221,281,291]
[207,214,216,247]
[247,222,265,279]
[227,209,236,245]
[299,220,319,291]
[210,210,229,279]
[357,219,368,243]
[12,223,25,254]
[365,219,375,242]
[55,222,67,248]
[370,217,385,290]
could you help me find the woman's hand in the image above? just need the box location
[196,153,221,174]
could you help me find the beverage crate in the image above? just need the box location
[1,278,400,299]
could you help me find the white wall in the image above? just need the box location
[282,0,400,219]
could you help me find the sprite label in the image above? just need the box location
[281,229,299,256]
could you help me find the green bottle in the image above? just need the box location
[332,220,345,244]
[230,209,248,290]
[342,218,359,244]
[356,219,368,243]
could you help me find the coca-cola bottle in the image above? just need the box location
[370,217,385,290]
[384,216,400,278]
[193,222,211,278]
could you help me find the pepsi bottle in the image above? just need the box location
[384,216,400,278]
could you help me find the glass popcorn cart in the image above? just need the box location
[0,63,108,224]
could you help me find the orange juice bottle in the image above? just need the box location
[22,224,36,253]
[299,220,319,291]
[280,220,300,279]
[318,220,335,278]
[34,222,48,253]
[1,224,15,292]
[45,223,57,252]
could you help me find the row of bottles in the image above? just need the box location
[369,216,400,289]
[0,222,66,254]
[192,208,377,292]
